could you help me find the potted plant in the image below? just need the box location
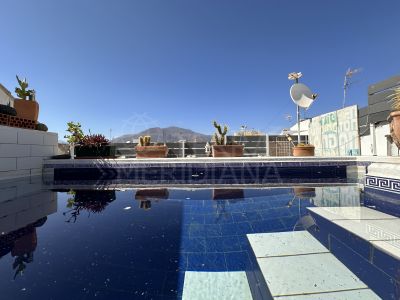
[14,75,39,121]
[388,87,400,149]
[211,121,244,157]
[75,132,116,158]
[64,122,115,158]
[64,122,84,159]
[293,143,315,156]
[135,136,168,158]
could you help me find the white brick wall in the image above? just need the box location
[0,125,58,180]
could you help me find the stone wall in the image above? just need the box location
[0,125,58,180]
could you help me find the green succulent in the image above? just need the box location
[15,75,35,100]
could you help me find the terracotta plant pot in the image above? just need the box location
[212,145,244,157]
[389,111,400,149]
[293,145,315,157]
[135,145,168,158]
[13,99,39,121]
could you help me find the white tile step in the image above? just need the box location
[307,206,397,221]
[182,271,253,300]
[247,231,380,299]
[308,206,400,258]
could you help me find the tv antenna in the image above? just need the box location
[288,72,318,144]
[343,67,362,108]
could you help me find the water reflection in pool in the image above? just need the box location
[1,180,394,299]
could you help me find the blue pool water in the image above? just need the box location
[0,183,398,299]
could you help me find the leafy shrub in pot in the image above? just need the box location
[75,133,116,158]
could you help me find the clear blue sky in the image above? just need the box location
[1,0,399,139]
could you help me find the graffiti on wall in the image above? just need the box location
[309,105,360,156]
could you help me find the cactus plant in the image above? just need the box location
[138,135,151,146]
[213,121,228,145]
[15,75,35,100]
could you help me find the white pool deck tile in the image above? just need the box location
[371,240,400,260]
[182,271,252,300]
[257,253,367,297]
[274,289,381,299]
[247,231,329,258]
[332,219,400,241]
[309,206,400,262]
[248,231,380,299]
[308,206,397,221]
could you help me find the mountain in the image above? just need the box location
[112,126,211,143]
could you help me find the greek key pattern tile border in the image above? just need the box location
[366,175,400,194]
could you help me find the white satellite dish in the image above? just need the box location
[290,83,316,109]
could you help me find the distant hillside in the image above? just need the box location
[112,126,211,143]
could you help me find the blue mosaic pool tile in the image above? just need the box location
[329,234,399,300]
[250,219,285,233]
[187,252,227,271]
[180,237,206,253]
[189,224,206,237]
[206,236,240,252]
[226,202,245,213]
[234,221,254,235]
[204,212,233,224]
[237,235,251,250]
[372,244,400,282]
[225,251,252,271]
[183,213,205,225]
[191,205,215,214]
[204,224,223,237]
[232,211,262,222]
[164,271,185,298]
[220,223,240,236]
[178,254,188,270]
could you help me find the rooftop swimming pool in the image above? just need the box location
[0,178,398,299]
